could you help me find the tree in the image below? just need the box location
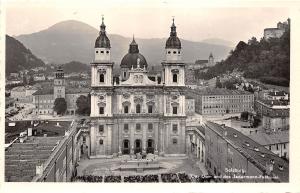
[23,76,27,85]
[76,94,91,115]
[241,111,249,120]
[54,98,67,115]
[28,76,34,85]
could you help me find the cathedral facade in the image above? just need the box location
[89,17,187,157]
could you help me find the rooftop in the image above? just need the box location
[248,131,289,146]
[5,136,64,182]
[257,99,289,107]
[191,88,252,96]
[205,121,289,182]
[268,91,288,97]
[33,87,90,96]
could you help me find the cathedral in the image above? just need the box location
[89,17,187,157]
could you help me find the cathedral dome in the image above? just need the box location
[166,36,181,49]
[95,35,111,48]
[165,18,181,49]
[95,17,111,48]
[120,37,147,69]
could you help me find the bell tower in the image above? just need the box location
[53,66,65,99]
[90,16,113,117]
[163,17,185,87]
[90,16,114,158]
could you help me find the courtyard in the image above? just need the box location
[77,155,207,177]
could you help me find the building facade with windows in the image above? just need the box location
[187,88,254,116]
[88,17,187,158]
[204,121,288,182]
[32,67,89,115]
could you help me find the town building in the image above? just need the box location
[204,121,288,182]
[192,53,215,69]
[187,88,254,116]
[264,19,290,40]
[87,17,187,158]
[32,67,89,115]
[33,74,46,81]
[248,131,289,160]
[10,85,38,103]
[255,100,289,132]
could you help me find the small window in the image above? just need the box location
[173,138,178,144]
[124,106,129,114]
[173,106,178,115]
[124,124,129,133]
[96,51,99,53]
[99,107,104,114]
[148,123,153,132]
[172,124,178,133]
[168,51,171,54]
[123,71,126,78]
[136,123,141,132]
[276,144,279,150]
[136,104,141,113]
[148,105,153,113]
[99,125,104,133]
[106,50,109,54]
[283,143,286,149]
[99,139,103,145]
[178,51,181,54]
[100,51,104,53]
[173,51,176,54]
[100,74,105,83]
[173,73,178,83]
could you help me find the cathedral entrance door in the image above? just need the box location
[146,139,154,154]
[123,139,130,154]
[134,139,142,154]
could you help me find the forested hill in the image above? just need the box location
[196,30,290,87]
[6,35,45,74]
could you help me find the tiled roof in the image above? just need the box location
[65,87,90,94]
[191,88,252,96]
[206,121,289,182]
[248,131,289,146]
[32,88,53,96]
[268,91,287,97]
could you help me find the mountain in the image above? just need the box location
[15,20,232,65]
[201,38,235,47]
[5,35,45,75]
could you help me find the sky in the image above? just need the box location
[3,0,291,45]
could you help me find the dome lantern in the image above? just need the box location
[95,16,111,48]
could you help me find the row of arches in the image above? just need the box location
[122,139,155,154]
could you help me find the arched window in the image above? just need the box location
[99,139,103,145]
[173,73,178,83]
[136,104,141,113]
[100,74,105,83]
[124,105,129,114]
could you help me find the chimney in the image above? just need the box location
[36,164,44,176]
[266,162,274,175]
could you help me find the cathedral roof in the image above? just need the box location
[95,16,111,48]
[120,37,147,69]
[165,18,181,49]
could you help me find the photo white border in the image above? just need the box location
[1,0,300,193]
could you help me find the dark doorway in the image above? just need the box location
[147,139,154,154]
[134,139,142,154]
[123,139,130,154]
